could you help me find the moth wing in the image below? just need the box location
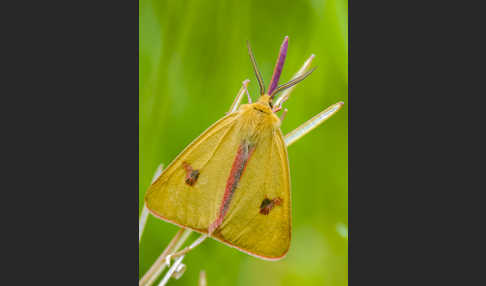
[145,112,242,233]
[212,129,291,260]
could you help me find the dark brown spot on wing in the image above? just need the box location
[259,197,283,215]
[182,162,200,186]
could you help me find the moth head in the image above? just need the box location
[247,36,316,112]
[255,94,273,110]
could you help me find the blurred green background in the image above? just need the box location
[139,0,347,285]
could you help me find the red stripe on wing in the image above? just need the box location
[209,141,255,233]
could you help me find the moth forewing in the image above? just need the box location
[212,126,291,260]
[145,112,240,233]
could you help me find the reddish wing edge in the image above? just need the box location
[146,207,290,261]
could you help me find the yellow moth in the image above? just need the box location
[145,36,342,260]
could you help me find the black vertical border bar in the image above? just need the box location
[3,1,140,284]
[349,0,484,284]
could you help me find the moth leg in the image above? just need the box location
[279,108,288,122]
[284,102,344,147]
[228,79,250,113]
[245,84,252,104]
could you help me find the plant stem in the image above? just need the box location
[166,234,207,259]
[140,228,192,286]
[284,102,344,147]
[140,164,164,244]
[157,233,207,285]
[139,204,150,244]
[158,255,185,286]
[198,271,207,286]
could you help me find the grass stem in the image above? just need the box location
[140,164,164,244]
[140,228,192,286]
[284,102,344,147]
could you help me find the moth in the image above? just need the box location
[145,37,341,260]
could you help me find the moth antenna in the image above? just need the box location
[267,36,289,96]
[247,41,266,95]
[270,67,317,98]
